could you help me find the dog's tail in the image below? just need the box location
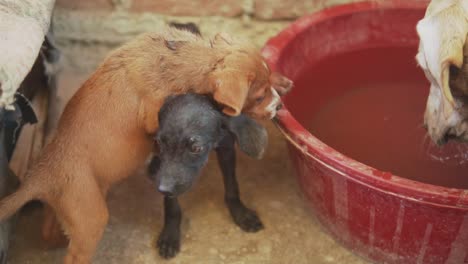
[0,176,42,221]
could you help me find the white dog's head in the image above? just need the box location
[416,0,468,145]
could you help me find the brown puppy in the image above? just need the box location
[0,27,292,264]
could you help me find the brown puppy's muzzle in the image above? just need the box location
[242,68,293,120]
[261,72,292,119]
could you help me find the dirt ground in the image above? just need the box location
[5,65,368,264]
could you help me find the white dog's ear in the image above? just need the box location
[416,0,468,107]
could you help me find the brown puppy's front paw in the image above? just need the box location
[157,229,180,259]
[230,206,264,232]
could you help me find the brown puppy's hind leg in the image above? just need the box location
[41,204,69,249]
[58,182,109,264]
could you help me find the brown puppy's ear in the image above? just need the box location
[270,72,293,96]
[225,115,268,159]
[211,71,250,116]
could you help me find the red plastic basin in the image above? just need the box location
[262,1,468,263]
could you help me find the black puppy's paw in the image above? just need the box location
[157,229,180,259]
[231,206,264,232]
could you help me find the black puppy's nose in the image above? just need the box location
[276,103,283,111]
[158,185,174,196]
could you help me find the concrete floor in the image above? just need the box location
[8,126,367,264]
[6,35,369,263]
[7,114,367,263]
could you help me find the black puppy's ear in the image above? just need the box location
[225,115,268,159]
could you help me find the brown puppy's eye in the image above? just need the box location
[256,96,265,104]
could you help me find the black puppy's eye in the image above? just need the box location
[190,144,204,154]
[188,137,204,154]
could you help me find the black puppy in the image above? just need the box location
[150,93,268,258]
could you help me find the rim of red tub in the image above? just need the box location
[262,0,468,209]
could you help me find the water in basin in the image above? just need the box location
[290,47,468,189]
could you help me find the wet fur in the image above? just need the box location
[0,24,291,264]
[150,94,266,258]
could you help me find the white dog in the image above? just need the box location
[416,0,468,144]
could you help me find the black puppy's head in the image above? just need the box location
[155,93,267,196]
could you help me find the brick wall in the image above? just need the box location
[55,0,339,20]
[52,0,362,72]
[47,0,428,132]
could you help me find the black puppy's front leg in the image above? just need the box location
[150,156,182,258]
[157,196,182,259]
[216,133,264,232]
